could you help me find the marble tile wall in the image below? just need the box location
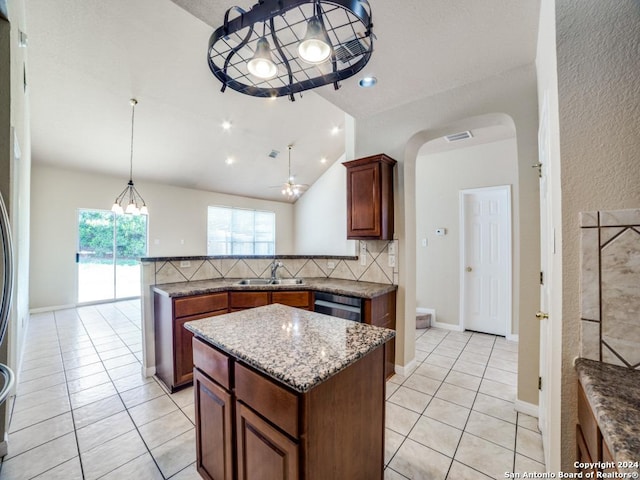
[144,240,397,287]
[580,209,640,369]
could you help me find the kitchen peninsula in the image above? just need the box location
[185,303,395,480]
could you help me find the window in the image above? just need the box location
[207,206,275,255]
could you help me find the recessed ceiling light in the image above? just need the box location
[225,157,234,165]
[331,126,340,135]
[320,157,327,164]
[358,76,377,88]
[222,121,232,130]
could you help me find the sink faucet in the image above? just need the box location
[270,260,283,281]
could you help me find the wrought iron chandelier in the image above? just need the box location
[208,0,374,101]
[111,99,148,215]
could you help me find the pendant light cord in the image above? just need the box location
[129,98,137,182]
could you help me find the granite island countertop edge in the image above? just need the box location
[184,304,396,394]
[575,358,640,475]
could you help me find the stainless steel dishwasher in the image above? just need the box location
[313,291,363,322]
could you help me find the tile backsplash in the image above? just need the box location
[580,208,640,369]
[143,240,397,286]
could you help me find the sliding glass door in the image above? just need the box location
[77,209,147,303]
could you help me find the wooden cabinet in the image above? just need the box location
[229,291,269,311]
[154,292,228,392]
[577,381,618,476]
[193,368,234,480]
[193,336,386,480]
[230,290,312,311]
[344,154,396,240]
[271,290,312,310]
[364,290,396,379]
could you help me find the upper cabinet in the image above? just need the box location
[344,154,397,240]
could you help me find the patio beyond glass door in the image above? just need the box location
[77,209,147,303]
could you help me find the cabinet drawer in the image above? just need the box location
[578,382,601,463]
[235,363,299,438]
[175,293,228,318]
[272,291,310,308]
[193,337,232,390]
[229,292,270,309]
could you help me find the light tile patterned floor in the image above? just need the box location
[384,327,546,479]
[0,300,545,479]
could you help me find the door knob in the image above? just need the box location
[535,311,549,320]
[465,267,472,272]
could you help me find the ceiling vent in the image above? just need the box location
[444,131,473,142]
[335,37,370,64]
[268,150,280,158]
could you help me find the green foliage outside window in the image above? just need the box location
[78,210,147,264]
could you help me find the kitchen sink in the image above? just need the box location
[234,278,304,286]
[235,278,272,285]
[270,278,304,285]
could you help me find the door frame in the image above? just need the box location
[459,185,513,337]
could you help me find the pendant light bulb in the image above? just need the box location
[298,17,332,64]
[139,205,149,215]
[248,37,278,79]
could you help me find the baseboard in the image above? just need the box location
[432,320,463,332]
[143,366,156,378]
[506,334,519,342]
[29,304,76,314]
[0,432,8,457]
[394,359,417,376]
[514,399,539,418]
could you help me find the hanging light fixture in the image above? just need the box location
[111,99,148,216]
[208,0,373,101]
[298,8,332,64]
[280,145,308,199]
[247,26,278,79]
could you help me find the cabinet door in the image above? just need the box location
[175,311,227,388]
[271,291,311,309]
[229,292,270,310]
[175,292,228,318]
[175,317,195,386]
[347,162,381,238]
[236,402,298,480]
[194,368,234,480]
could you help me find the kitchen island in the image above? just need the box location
[185,303,395,480]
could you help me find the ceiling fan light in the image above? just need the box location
[247,37,278,79]
[298,17,332,64]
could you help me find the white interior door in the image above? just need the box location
[538,92,552,466]
[460,186,512,336]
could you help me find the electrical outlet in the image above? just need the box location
[388,254,396,268]
[421,238,427,247]
[388,240,397,255]
[360,240,367,255]
[180,261,191,268]
[360,253,367,266]
[327,261,335,269]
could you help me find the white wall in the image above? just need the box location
[29,165,295,309]
[293,154,356,256]
[416,138,519,330]
[354,64,541,405]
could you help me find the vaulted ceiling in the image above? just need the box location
[25,0,540,202]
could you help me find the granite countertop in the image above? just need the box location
[153,277,397,299]
[575,358,640,475]
[184,303,395,393]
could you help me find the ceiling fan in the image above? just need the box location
[273,145,309,199]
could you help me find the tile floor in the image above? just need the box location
[0,300,545,479]
[384,327,546,479]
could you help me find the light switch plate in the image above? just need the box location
[388,254,396,267]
